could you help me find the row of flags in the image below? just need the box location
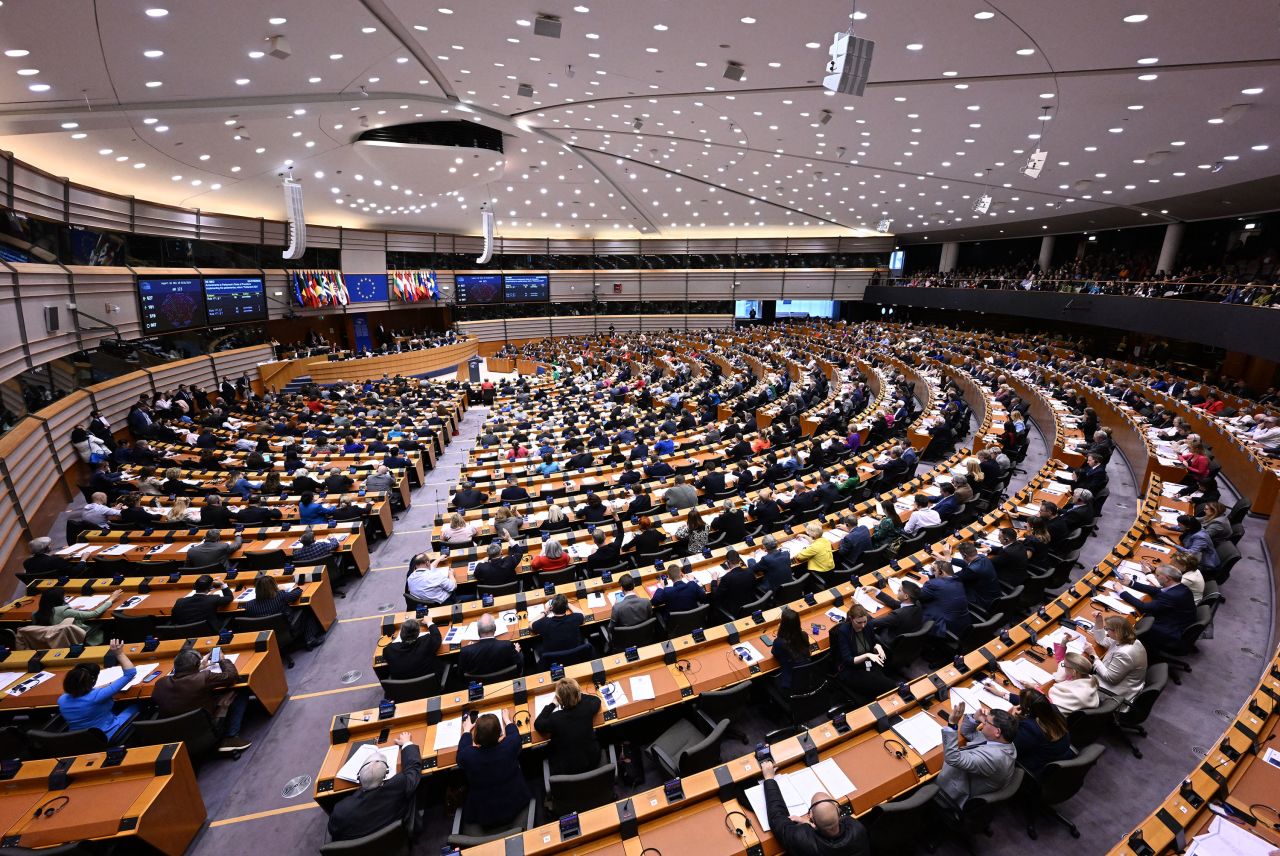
[390,269,442,302]
[291,269,442,307]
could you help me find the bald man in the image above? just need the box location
[327,731,421,841]
[760,759,869,855]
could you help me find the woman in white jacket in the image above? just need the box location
[1047,653,1101,714]
[1086,613,1147,702]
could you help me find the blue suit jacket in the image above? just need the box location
[919,576,971,638]
[750,550,794,590]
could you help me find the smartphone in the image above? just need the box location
[210,647,223,663]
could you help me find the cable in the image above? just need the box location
[1249,803,1280,830]
[882,737,907,760]
[33,796,70,819]
[724,810,752,838]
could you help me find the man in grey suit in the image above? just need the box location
[662,474,698,512]
[609,574,653,631]
[936,703,1018,810]
[185,529,243,570]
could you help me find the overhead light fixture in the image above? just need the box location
[819,109,832,125]
[1021,149,1047,179]
[517,82,534,97]
[972,194,992,214]
[632,117,643,130]
[723,61,745,81]
[533,14,562,38]
[267,35,291,59]
[877,216,892,232]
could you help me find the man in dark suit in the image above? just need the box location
[585,515,625,574]
[198,495,236,528]
[499,476,530,503]
[1115,566,1196,655]
[651,562,706,613]
[625,487,653,517]
[751,489,783,526]
[929,482,962,518]
[384,619,442,680]
[453,481,488,511]
[170,575,234,633]
[869,580,925,643]
[713,550,758,618]
[987,527,1030,587]
[644,458,675,479]
[709,499,746,544]
[324,468,354,493]
[836,516,873,567]
[327,732,422,841]
[474,540,526,588]
[1061,489,1097,531]
[697,469,728,497]
[749,535,794,591]
[459,615,523,678]
[235,496,283,525]
[918,560,971,640]
[946,541,1001,612]
[1070,453,1109,496]
[23,537,78,580]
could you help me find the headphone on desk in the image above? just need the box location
[723,809,753,838]
[33,796,70,820]
[882,737,908,760]
[513,710,531,729]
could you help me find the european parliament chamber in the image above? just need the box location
[0,2,1277,855]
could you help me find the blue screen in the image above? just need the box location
[203,276,266,324]
[735,300,762,319]
[455,274,503,304]
[347,273,389,303]
[138,276,207,334]
[503,274,549,302]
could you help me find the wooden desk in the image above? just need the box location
[0,743,204,855]
[305,340,478,384]
[0,631,288,715]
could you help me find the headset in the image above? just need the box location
[355,757,390,787]
[1249,803,1280,831]
[33,796,70,820]
[513,710,531,729]
[882,737,908,760]
[639,849,663,856]
[723,809,753,838]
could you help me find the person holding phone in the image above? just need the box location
[152,647,252,755]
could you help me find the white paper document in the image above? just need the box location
[891,711,944,755]
[629,675,656,701]
[0,672,26,692]
[67,594,110,611]
[1186,815,1276,856]
[115,594,148,610]
[433,716,464,751]
[533,693,557,719]
[812,758,857,797]
[336,743,400,784]
[1092,594,1136,615]
[95,663,158,691]
[6,671,55,697]
[101,544,135,557]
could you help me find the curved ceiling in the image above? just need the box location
[0,0,1275,241]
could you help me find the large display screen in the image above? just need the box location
[503,274,549,303]
[454,274,504,304]
[203,276,266,324]
[776,299,837,319]
[138,276,207,334]
[346,273,390,303]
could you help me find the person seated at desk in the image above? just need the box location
[23,537,79,580]
[80,492,122,528]
[243,573,323,647]
[585,514,626,574]
[453,480,488,511]
[674,508,712,556]
[903,494,941,535]
[291,469,322,494]
[651,561,706,613]
[986,526,1030,588]
[384,618,442,680]
[710,498,746,544]
[574,493,612,524]
[937,541,1000,613]
[324,467,354,493]
[936,703,1018,810]
[748,534,794,591]
[57,639,139,741]
[407,553,456,606]
[751,487,783,527]
[499,476,530,503]
[771,607,812,692]
[835,514,872,568]
[33,587,123,645]
[1085,613,1147,702]
[791,521,835,573]
[628,516,665,557]
[293,528,341,564]
[609,574,653,630]
[441,512,477,546]
[864,579,924,644]
[760,758,870,856]
[1171,515,1220,579]
[327,732,422,842]
[115,494,155,528]
[1061,488,1096,532]
[532,595,585,653]
[152,647,252,754]
[490,507,524,542]
[928,481,962,518]
[663,474,698,511]
[713,549,757,617]
[235,495,282,525]
[833,604,895,706]
[1068,453,1109,497]
[644,458,674,479]
[457,714,532,830]
[459,614,522,678]
[531,538,571,574]
[535,677,603,776]
[298,492,335,526]
[1010,688,1074,778]
[617,462,642,488]
[171,574,234,632]
[919,559,971,640]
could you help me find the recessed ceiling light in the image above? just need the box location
[852,10,867,19]
[966,104,980,110]
[1252,144,1269,151]
[906,43,923,51]
[767,61,781,67]
[1242,87,1264,95]
[574,4,589,11]
[268,16,287,25]
[308,76,322,83]
[143,117,158,124]
[1015,48,1035,55]
[144,8,168,17]
[143,49,164,58]
[973,10,995,19]
[361,26,376,33]
[1137,56,1158,64]
[1108,127,1123,132]
[133,162,145,169]
[235,77,250,85]
[654,23,668,30]
[70,132,86,139]
[59,121,78,129]
[16,68,38,76]
[1171,140,1185,145]
[27,83,49,92]
[145,80,162,87]
[516,18,530,25]
[438,7,453,13]
[329,53,343,59]
[98,148,112,155]
[199,154,210,160]
[805,42,821,48]
[645,46,658,52]
[1123,13,1148,22]
[739,16,755,24]
[413,24,428,30]
[248,50,265,58]
[1207,117,1224,124]
[585,32,599,38]
[3,49,29,57]
[155,125,168,132]
[1127,104,1143,110]
[1138,73,1158,81]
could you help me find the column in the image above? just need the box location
[1038,235,1054,272]
[1156,222,1184,275]
[938,241,959,273]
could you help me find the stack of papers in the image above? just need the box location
[95,663,159,691]
[116,594,149,610]
[433,717,464,751]
[949,684,1014,713]
[336,743,401,783]
[998,658,1056,689]
[1186,815,1276,856]
[533,693,557,719]
[853,589,883,614]
[1041,626,1089,655]
[1092,594,1136,615]
[743,759,857,831]
[629,675,656,701]
[891,711,944,755]
[67,594,110,611]
[7,671,54,697]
